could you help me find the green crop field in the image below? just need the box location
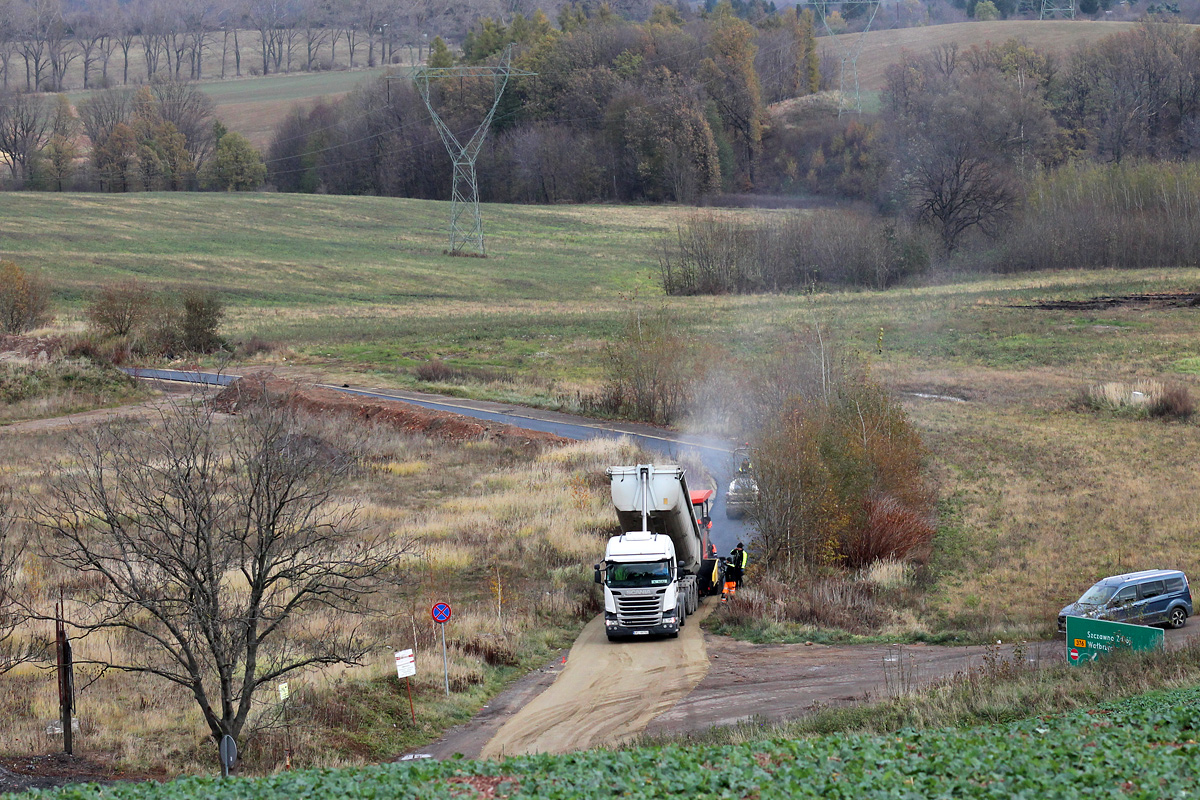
[11,684,1199,799]
[6,192,1200,638]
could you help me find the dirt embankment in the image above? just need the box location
[212,374,570,448]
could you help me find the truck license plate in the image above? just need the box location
[634,631,649,635]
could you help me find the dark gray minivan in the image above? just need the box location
[1058,569,1192,632]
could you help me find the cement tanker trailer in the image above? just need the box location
[595,464,725,641]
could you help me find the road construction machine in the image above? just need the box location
[596,465,725,640]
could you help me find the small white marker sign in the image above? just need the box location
[278,682,289,702]
[395,649,416,679]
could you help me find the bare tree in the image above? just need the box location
[35,397,403,744]
[86,279,153,336]
[17,0,59,91]
[0,488,36,675]
[77,86,132,151]
[45,13,77,91]
[0,89,51,181]
[0,0,19,88]
[76,10,112,90]
[149,79,217,167]
[113,4,137,85]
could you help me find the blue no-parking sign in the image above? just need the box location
[431,602,452,696]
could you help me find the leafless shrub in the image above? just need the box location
[86,279,153,337]
[0,260,53,334]
[658,211,929,295]
[722,573,885,633]
[603,303,696,425]
[0,487,37,675]
[239,335,276,357]
[413,359,516,385]
[1002,162,1200,272]
[840,494,936,569]
[1150,383,1195,421]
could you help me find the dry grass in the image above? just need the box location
[908,389,1200,639]
[0,408,645,774]
[824,20,1153,93]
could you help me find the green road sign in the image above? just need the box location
[1064,616,1164,666]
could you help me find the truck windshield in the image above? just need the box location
[607,561,671,588]
[1077,583,1116,606]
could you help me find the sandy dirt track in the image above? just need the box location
[479,601,715,758]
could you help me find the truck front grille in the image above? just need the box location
[614,593,663,627]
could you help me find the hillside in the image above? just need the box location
[7,193,1200,642]
[825,19,1153,92]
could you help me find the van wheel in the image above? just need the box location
[1168,607,1188,629]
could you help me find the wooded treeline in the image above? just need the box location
[0,0,594,92]
[655,21,1200,292]
[269,3,821,202]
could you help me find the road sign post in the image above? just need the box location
[278,682,292,769]
[219,734,237,777]
[1064,616,1164,666]
[432,603,452,697]
[395,649,417,724]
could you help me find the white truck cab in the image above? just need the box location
[596,464,705,640]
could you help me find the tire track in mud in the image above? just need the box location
[480,601,715,758]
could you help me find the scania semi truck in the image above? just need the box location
[596,464,724,641]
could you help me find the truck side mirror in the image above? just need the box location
[593,565,603,585]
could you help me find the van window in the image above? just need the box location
[1140,580,1166,599]
[1166,577,1185,593]
[1113,586,1137,604]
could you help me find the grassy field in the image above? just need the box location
[11,683,1200,798]
[194,70,386,146]
[826,20,1153,92]
[64,68,383,149]
[6,192,1200,642]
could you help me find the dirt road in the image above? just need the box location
[478,601,715,758]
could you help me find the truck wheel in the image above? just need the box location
[1169,607,1188,629]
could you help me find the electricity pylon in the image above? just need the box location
[1039,0,1075,19]
[412,46,535,256]
[809,0,882,115]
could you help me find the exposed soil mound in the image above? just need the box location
[1019,293,1200,311]
[212,374,570,448]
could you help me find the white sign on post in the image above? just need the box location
[395,649,416,679]
[278,682,289,702]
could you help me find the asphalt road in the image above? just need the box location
[123,368,755,553]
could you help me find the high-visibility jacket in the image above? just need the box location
[729,548,747,569]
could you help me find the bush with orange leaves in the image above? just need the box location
[750,342,934,570]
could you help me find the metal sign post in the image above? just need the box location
[395,649,417,724]
[431,603,452,697]
[219,734,237,777]
[278,682,292,769]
